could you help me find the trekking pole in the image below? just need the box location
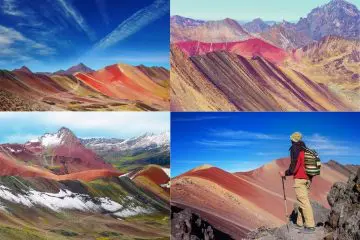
[281,176,290,232]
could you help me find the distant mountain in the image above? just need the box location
[12,66,32,74]
[296,0,360,41]
[170,15,205,28]
[38,127,79,147]
[260,21,313,49]
[82,132,169,153]
[260,0,360,49]
[325,159,359,176]
[0,127,113,175]
[82,132,170,171]
[243,18,270,33]
[171,158,358,239]
[54,63,94,75]
[171,17,251,42]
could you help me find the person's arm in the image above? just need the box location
[285,148,298,176]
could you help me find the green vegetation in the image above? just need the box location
[105,151,169,172]
[85,179,128,203]
[49,229,79,237]
[0,225,67,240]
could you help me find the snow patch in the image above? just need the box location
[0,185,152,217]
[160,183,170,189]
[119,171,133,179]
[40,133,63,147]
[162,168,170,177]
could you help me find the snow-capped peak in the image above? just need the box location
[123,131,170,149]
[36,127,78,147]
[81,132,169,153]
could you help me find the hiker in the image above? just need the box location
[279,132,316,233]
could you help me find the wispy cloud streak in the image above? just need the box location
[0,25,55,67]
[53,0,96,40]
[1,0,26,17]
[195,140,253,147]
[92,0,169,50]
[95,0,109,25]
[307,133,359,157]
[172,116,228,122]
[210,129,284,140]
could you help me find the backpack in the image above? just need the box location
[302,146,321,176]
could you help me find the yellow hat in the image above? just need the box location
[290,132,302,142]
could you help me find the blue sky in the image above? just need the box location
[171,0,360,21]
[171,112,360,176]
[0,0,169,72]
[0,112,170,143]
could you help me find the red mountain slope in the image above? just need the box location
[74,64,169,110]
[133,165,170,185]
[133,165,170,201]
[171,158,352,238]
[0,152,121,181]
[175,38,288,64]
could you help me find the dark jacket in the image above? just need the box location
[285,141,306,176]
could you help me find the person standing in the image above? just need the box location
[279,132,315,233]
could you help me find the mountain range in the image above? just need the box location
[171,158,359,239]
[0,62,170,111]
[0,127,170,239]
[81,132,170,171]
[170,0,360,111]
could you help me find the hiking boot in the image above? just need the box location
[303,227,316,234]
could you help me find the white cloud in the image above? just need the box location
[0,112,170,139]
[195,139,253,147]
[256,151,283,156]
[3,134,40,144]
[92,0,169,51]
[53,0,96,40]
[307,133,358,156]
[1,0,26,17]
[0,25,55,67]
[172,116,228,122]
[210,129,283,140]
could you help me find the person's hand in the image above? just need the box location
[279,171,285,177]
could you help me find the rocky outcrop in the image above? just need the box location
[171,207,233,240]
[247,201,330,240]
[296,0,360,41]
[325,169,360,240]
